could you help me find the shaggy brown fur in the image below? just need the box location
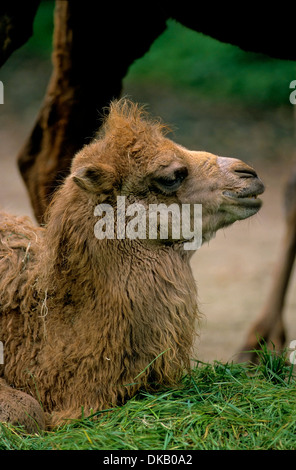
[0,99,264,431]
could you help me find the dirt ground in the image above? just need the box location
[0,74,295,364]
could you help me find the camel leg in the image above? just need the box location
[17,0,122,223]
[0,378,45,433]
[237,173,296,363]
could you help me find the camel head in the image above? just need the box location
[70,99,264,249]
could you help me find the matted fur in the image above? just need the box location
[0,99,264,429]
[0,101,198,428]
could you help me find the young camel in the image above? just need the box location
[0,99,264,432]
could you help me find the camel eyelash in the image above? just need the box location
[152,167,188,192]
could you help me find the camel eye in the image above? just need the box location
[152,167,188,193]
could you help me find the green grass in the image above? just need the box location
[1,347,296,450]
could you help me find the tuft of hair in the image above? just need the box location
[96,98,172,142]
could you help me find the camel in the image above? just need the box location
[0,99,264,432]
[0,1,294,363]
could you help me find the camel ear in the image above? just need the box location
[72,164,117,193]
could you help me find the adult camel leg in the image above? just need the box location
[237,171,296,362]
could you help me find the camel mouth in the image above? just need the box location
[222,190,262,208]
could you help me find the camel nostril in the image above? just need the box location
[234,168,258,179]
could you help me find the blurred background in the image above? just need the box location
[0,0,296,362]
